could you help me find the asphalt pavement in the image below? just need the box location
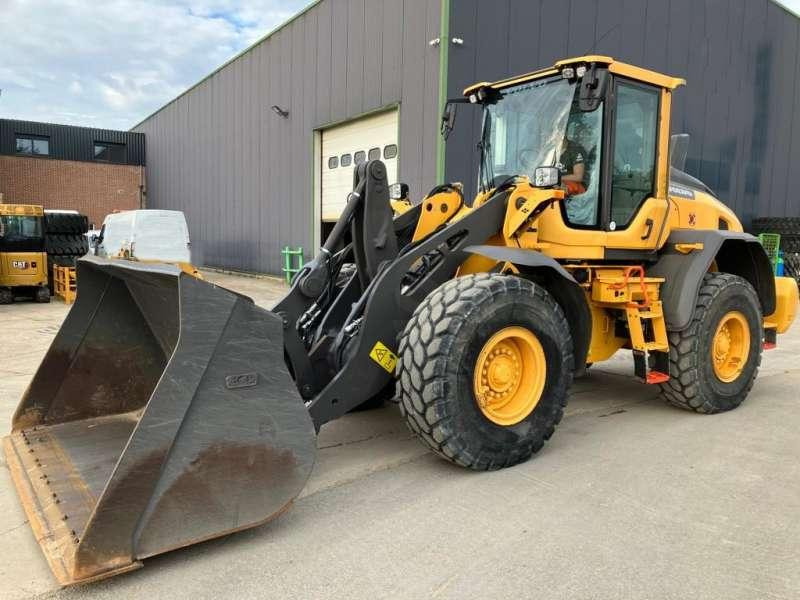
[1,269,797,600]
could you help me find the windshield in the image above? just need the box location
[97,212,135,258]
[480,78,576,190]
[479,77,604,226]
[0,215,44,252]
[0,215,42,241]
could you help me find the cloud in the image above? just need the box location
[0,0,312,130]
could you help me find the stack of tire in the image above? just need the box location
[44,212,90,296]
[751,217,800,284]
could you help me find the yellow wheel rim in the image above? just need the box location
[711,311,750,383]
[473,326,546,426]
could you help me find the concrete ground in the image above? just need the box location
[1,269,798,600]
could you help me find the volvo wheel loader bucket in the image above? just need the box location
[2,256,316,585]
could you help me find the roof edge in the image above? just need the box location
[129,0,322,131]
[2,117,143,136]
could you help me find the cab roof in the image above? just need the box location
[463,56,685,96]
[0,204,44,217]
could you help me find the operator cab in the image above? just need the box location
[471,57,672,236]
[438,56,698,258]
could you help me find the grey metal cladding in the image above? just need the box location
[0,119,145,165]
[445,0,800,228]
[134,0,442,274]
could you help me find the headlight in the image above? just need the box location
[533,166,561,188]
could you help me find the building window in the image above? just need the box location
[94,142,126,163]
[340,153,352,167]
[328,156,338,169]
[383,144,398,159]
[16,135,49,156]
[368,147,381,161]
[354,150,366,165]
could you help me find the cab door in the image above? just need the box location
[534,75,671,259]
[602,78,671,252]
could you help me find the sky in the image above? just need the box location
[0,0,312,130]
[781,0,800,13]
[1,0,799,132]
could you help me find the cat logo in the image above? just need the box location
[11,260,29,269]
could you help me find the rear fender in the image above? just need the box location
[647,230,776,330]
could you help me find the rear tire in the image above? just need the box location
[397,273,574,470]
[44,233,89,256]
[0,287,13,304]
[660,273,762,413]
[44,212,89,235]
[34,287,51,303]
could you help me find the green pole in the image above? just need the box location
[435,0,451,185]
[282,246,291,284]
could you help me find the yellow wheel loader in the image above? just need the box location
[0,204,50,304]
[4,56,798,585]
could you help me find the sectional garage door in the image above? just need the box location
[321,109,399,222]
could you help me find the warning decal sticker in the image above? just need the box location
[369,341,398,373]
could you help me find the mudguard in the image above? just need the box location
[647,230,776,330]
[464,245,591,372]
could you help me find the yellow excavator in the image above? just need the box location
[0,204,50,304]
[4,56,798,585]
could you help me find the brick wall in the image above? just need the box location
[0,155,144,228]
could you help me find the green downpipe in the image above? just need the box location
[435,0,451,185]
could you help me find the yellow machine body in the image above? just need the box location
[0,251,48,288]
[424,56,795,367]
[0,204,48,297]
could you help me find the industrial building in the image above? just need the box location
[133,0,800,274]
[0,119,145,227]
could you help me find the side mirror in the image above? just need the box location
[533,166,561,188]
[441,103,457,140]
[440,98,471,140]
[389,182,409,200]
[578,63,608,112]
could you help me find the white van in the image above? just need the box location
[94,210,192,264]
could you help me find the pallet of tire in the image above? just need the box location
[43,211,90,298]
[751,217,800,284]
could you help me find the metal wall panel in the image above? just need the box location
[0,119,145,165]
[445,0,800,227]
[134,0,442,273]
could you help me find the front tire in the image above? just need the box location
[397,273,574,470]
[660,273,763,413]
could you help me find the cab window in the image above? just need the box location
[610,82,659,228]
[562,101,603,227]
